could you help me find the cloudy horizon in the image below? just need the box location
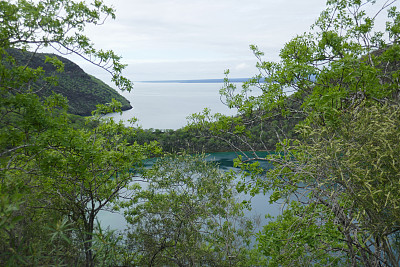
[60,0,327,84]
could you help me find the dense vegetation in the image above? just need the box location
[187,0,400,265]
[6,47,132,116]
[0,1,150,266]
[133,96,302,153]
[0,1,259,266]
[1,0,400,266]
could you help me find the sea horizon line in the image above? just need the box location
[138,78,253,83]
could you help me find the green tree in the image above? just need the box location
[31,114,160,266]
[0,1,158,266]
[259,103,400,266]
[0,0,132,91]
[188,0,400,265]
[119,154,262,266]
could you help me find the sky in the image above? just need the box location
[69,0,328,83]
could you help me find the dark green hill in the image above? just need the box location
[6,48,132,116]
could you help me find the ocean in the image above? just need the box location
[100,82,280,231]
[105,82,240,130]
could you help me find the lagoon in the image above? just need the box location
[98,151,282,232]
[100,82,282,231]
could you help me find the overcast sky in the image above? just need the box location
[71,0,328,82]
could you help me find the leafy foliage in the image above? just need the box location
[119,154,262,266]
[0,1,157,266]
[6,48,132,115]
[263,104,400,265]
[0,0,132,92]
[132,101,301,154]
[187,0,400,265]
[257,202,347,266]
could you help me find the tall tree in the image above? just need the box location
[188,0,400,265]
[0,1,158,266]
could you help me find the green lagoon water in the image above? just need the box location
[98,151,282,231]
[99,82,282,231]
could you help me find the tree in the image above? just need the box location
[0,0,132,91]
[118,153,262,266]
[258,103,400,266]
[0,1,158,266]
[32,114,160,266]
[188,0,400,265]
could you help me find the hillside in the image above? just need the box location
[6,48,132,116]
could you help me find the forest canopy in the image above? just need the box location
[0,0,257,266]
[0,0,157,266]
[188,0,400,265]
[1,0,400,266]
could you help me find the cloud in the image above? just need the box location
[72,0,328,80]
[235,63,250,71]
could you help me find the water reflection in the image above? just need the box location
[97,152,283,231]
[206,152,283,226]
[205,151,273,170]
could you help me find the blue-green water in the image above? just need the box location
[99,82,281,230]
[98,151,282,231]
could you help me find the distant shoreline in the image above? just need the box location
[139,78,253,83]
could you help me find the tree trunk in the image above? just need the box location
[83,212,95,267]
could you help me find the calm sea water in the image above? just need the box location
[105,82,239,130]
[99,83,282,231]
